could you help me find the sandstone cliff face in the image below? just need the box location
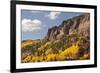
[78,14,90,37]
[45,13,90,41]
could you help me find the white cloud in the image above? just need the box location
[47,12,61,20]
[22,19,42,32]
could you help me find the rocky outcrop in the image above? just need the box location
[45,13,90,41]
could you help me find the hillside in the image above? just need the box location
[21,13,90,63]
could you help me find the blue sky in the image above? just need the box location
[21,10,84,41]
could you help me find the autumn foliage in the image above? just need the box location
[21,36,90,63]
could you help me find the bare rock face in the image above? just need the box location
[45,13,90,41]
[45,26,59,41]
[78,14,90,37]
